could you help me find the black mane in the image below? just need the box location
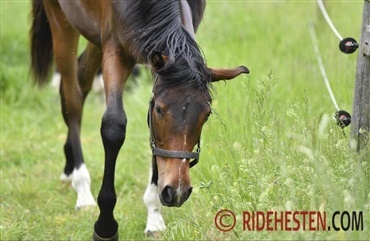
[113,0,210,91]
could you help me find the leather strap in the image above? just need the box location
[148,91,200,168]
[151,144,200,168]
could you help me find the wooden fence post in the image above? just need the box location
[350,0,370,158]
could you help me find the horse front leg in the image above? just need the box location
[143,158,166,236]
[42,0,96,209]
[93,40,134,241]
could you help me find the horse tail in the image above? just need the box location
[30,0,53,86]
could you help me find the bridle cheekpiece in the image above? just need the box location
[148,93,200,168]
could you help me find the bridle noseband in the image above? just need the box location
[148,93,201,168]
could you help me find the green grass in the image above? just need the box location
[1,0,369,240]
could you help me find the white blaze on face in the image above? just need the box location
[177,124,188,195]
[177,158,187,197]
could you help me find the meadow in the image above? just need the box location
[1,0,369,240]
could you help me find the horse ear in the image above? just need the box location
[209,66,250,82]
[149,51,169,70]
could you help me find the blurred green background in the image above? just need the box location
[1,1,368,240]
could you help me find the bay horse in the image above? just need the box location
[30,0,249,240]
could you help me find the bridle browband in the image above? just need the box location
[148,93,201,168]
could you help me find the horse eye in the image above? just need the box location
[154,105,162,116]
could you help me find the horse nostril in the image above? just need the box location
[161,185,176,204]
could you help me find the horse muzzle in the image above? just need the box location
[159,184,193,207]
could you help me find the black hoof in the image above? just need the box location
[92,231,118,241]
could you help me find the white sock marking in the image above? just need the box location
[143,170,166,234]
[72,164,96,209]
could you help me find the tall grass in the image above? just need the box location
[1,1,369,240]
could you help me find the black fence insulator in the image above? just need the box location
[335,110,351,128]
[339,37,359,54]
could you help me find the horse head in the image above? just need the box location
[148,51,249,207]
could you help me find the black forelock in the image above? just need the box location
[113,0,210,91]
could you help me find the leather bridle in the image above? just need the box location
[148,93,201,168]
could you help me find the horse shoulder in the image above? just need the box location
[57,0,105,46]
